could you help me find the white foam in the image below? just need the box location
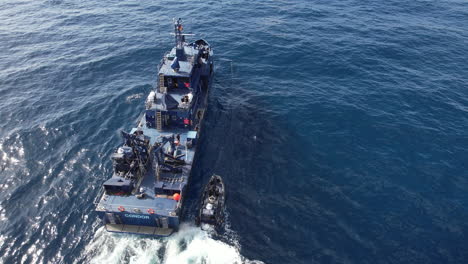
[82,223,263,264]
[126,93,144,102]
[163,225,243,264]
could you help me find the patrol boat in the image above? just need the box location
[94,19,213,236]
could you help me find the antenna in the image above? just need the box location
[173,18,186,60]
[171,18,194,61]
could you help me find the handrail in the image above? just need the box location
[93,187,105,205]
[105,203,175,215]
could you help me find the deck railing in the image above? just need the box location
[93,187,105,205]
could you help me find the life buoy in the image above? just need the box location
[147,208,155,214]
[118,206,125,212]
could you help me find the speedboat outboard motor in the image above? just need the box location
[196,175,225,231]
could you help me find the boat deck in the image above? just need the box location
[97,124,197,217]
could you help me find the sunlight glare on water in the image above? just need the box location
[0,0,467,263]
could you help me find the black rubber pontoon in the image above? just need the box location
[197,175,225,230]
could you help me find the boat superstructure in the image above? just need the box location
[94,19,213,236]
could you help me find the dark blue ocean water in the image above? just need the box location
[1,0,468,263]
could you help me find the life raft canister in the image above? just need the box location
[147,208,155,214]
[118,206,125,212]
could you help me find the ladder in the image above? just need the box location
[156,111,162,130]
[159,74,165,93]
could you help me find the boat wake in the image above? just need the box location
[80,223,263,264]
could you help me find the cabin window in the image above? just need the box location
[167,77,174,89]
[166,77,190,92]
